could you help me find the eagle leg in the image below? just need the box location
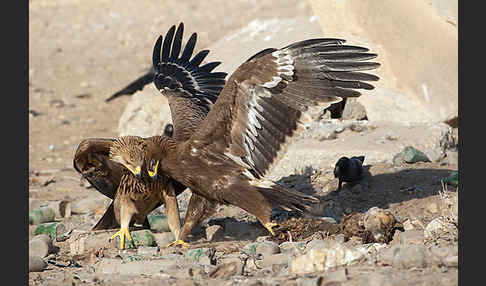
[166,239,190,248]
[264,222,278,236]
[111,194,137,249]
[110,227,133,249]
[162,181,182,241]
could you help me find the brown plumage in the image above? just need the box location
[74,23,225,246]
[144,23,228,245]
[74,136,187,249]
[144,31,381,236]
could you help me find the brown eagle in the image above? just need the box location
[141,30,380,236]
[73,23,227,248]
[73,136,186,249]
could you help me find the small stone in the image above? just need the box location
[205,224,222,241]
[188,266,205,279]
[255,241,280,256]
[29,206,56,225]
[147,214,170,233]
[393,245,427,269]
[69,236,86,256]
[291,241,367,274]
[209,261,243,278]
[402,219,415,231]
[122,229,155,249]
[96,257,182,276]
[29,255,47,272]
[424,217,457,241]
[394,230,424,245]
[442,171,458,187]
[393,146,431,164]
[29,234,54,258]
[48,200,71,219]
[305,239,328,251]
[318,131,337,141]
[261,253,292,267]
[376,244,398,266]
[427,202,439,214]
[334,233,347,244]
[71,197,110,214]
[183,248,214,265]
[317,268,348,284]
[69,230,114,255]
[137,246,159,257]
[243,241,280,258]
[428,245,457,266]
[49,144,55,151]
[279,241,306,255]
[443,255,458,267]
[34,222,70,242]
[364,272,394,286]
[384,133,399,141]
[153,232,176,248]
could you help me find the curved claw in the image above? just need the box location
[166,239,190,248]
[264,222,278,236]
[110,227,133,249]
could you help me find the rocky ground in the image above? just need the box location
[29,0,458,285]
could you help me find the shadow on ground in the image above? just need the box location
[187,163,456,243]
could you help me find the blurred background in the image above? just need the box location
[28,1,459,282]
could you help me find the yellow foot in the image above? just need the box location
[264,222,278,236]
[166,239,190,248]
[109,227,133,249]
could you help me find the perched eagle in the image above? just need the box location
[140,28,380,236]
[73,23,227,247]
[73,136,185,249]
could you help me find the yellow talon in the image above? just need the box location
[110,227,133,249]
[166,239,190,248]
[264,222,278,236]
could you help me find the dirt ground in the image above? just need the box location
[29,1,459,285]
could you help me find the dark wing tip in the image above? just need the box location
[162,25,176,62]
[152,35,163,69]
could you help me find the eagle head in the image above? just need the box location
[110,136,147,180]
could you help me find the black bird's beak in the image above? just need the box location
[333,166,340,178]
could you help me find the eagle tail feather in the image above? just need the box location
[92,202,119,230]
[256,183,318,213]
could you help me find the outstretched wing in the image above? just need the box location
[152,23,227,141]
[73,138,123,199]
[191,38,380,179]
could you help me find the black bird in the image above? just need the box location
[333,156,365,191]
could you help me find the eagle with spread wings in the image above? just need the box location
[73,23,226,248]
[140,26,380,236]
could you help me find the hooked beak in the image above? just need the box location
[129,166,142,180]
